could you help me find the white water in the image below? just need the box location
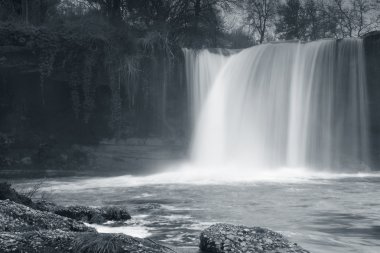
[185,39,370,172]
[183,49,229,127]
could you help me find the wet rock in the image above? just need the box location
[0,199,174,252]
[72,232,176,253]
[36,202,132,224]
[0,200,94,232]
[200,223,309,253]
[0,184,174,252]
[0,230,76,253]
[0,231,176,253]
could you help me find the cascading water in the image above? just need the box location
[183,49,229,128]
[185,39,370,172]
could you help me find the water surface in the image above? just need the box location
[15,171,380,253]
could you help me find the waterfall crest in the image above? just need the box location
[184,39,369,171]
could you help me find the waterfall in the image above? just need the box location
[183,49,230,130]
[184,39,370,171]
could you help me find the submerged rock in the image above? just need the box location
[0,200,93,233]
[200,224,309,253]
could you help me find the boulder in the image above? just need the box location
[199,224,309,253]
[0,200,94,233]
[36,200,131,224]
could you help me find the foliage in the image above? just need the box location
[275,0,380,41]
[0,0,60,25]
[276,0,307,40]
[245,0,278,44]
[330,0,380,37]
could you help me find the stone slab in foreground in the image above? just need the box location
[200,224,309,253]
[0,231,176,253]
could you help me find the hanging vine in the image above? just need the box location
[68,56,82,119]
[109,67,122,132]
[82,52,97,123]
[38,47,57,105]
[120,55,141,110]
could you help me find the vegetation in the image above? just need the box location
[243,0,380,43]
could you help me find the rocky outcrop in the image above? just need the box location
[200,224,309,253]
[0,184,310,253]
[0,199,175,253]
[36,200,131,224]
[0,230,77,253]
[0,183,131,225]
[0,200,93,233]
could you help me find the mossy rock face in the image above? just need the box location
[200,224,309,253]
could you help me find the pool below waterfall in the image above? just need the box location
[15,172,380,253]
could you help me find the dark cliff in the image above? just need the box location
[364,31,380,169]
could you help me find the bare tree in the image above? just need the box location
[331,0,380,37]
[245,0,277,43]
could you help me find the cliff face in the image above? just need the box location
[364,31,380,169]
[0,23,187,145]
[0,23,110,144]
